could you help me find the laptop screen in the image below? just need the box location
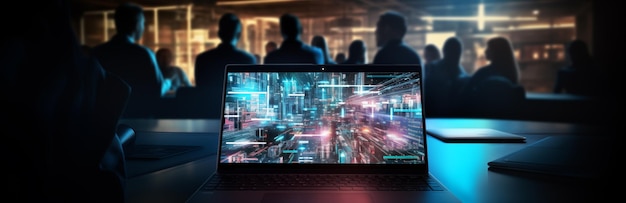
[218,64,427,172]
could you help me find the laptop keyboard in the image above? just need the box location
[202,174,444,191]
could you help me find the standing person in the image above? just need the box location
[91,2,171,118]
[311,35,336,64]
[264,13,323,64]
[424,37,470,116]
[156,47,192,93]
[372,10,422,65]
[343,39,367,64]
[194,13,256,118]
[422,44,441,66]
[195,13,256,89]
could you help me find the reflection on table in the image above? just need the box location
[122,118,616,203]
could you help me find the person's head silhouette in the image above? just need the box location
[485,37,515,65]
[566,39,592,68]
[375,11,408,48]
[311,36,326,49]
[218,13,243,46]
[156,48,174,69]
[114,2,145,42]
[348,39,366,64]
[335,53,346,64]
[265,41,278,53]
[485,36,519,83]
[423,44,441,64]
[311,35,333,63]
[442,37,463,63]
[279,13,303,40]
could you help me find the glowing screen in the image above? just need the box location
[220,69,425,164]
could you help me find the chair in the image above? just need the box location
[167,87,217,118]
[8,66,135,202]
[462,75,526,119]
[90,71,133,202]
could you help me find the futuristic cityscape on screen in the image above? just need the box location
[220,69,425,165]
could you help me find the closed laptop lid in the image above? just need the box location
[216,64,428,174]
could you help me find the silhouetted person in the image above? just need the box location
[468,37,521,86]
[459,36,525,117]
[4,0,129,201]
[343,39,367,64]
[373,11,421,65]
[553,39,605,97]
[156,47,192,93]
[194,13,256,118]
[263,41,277,64]
[422,44,441,66]
[424,37,470,116]
[265,41,278,54]
[335,53,346,64]
[311,35,336,64]
[195,13,256,89]
[91,2,170,118]
[264,13,323,64]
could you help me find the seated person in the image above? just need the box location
[458,37,525,118]
[156,47,192,94]
[553,39,607,97]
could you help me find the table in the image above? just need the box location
[120,118,617,203]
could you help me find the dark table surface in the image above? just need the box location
[119,118,617,203]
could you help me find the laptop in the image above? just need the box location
[186,64,460,203]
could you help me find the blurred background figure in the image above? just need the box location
[553,39,606,97]
[264,41,278,63]
[156,47,192,95]
[459,36,525,117]
[470,36,521,85]
[335,53,346,64]
[264,13,323,64]
[424,37,470,116]
[265,41,278,54]
[194,12,256,119]
[422,44,441,67]
[91,2,170,118]
[343,39,367,64]
[195,12,256,90]
[311,35,337,64]
[373,10,421,65]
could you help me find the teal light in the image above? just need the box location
[426,135,496,203]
